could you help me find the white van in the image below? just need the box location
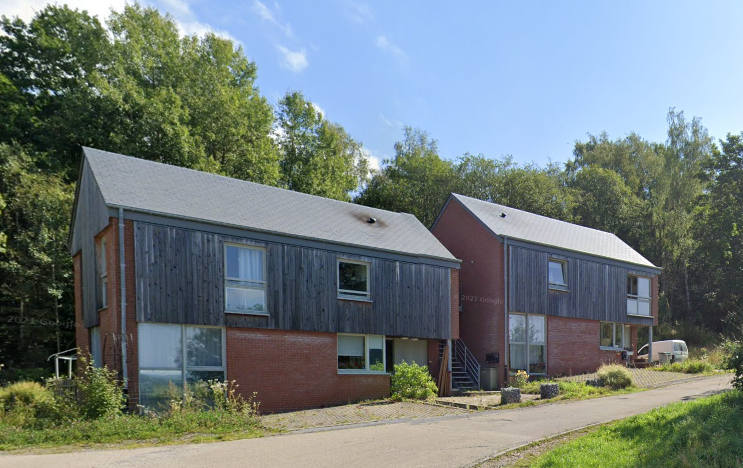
[637,340,688,363]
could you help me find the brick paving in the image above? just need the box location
[261,400,470,431]
[436,392,540,408]
[558,367,709,388]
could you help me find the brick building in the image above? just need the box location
[431,194,660,388]
[70,148,460,413]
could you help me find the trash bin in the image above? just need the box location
[659,352,672,365]
[480,367,498,391]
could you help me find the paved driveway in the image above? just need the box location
[0,375,731,468]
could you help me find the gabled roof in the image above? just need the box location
[80,147,458,263]
[443,193,659,270]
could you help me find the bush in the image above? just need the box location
[723,340,743,390]
[75,361,125,419]
[652,359,715,374]
[390,361,437,400]
[597,364,633,389]
[0,381,59,427]
[509,370,529,388]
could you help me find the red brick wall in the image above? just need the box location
[547,316,623,376]
[226,328,390,413]
[432,198,507,383]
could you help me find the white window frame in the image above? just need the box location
[548,259,568,291]
[337,259,371,301]
[138,323,226,405]
[508,313,547,375]
[224,243,268,316]
[98,236,108,309]
[337,333,386,374]
[626,275,651,317]
[600,321,627,350]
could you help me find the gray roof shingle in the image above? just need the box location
[82,147,457,263]
[450,193,658,269]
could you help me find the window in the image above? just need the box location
[627,276,651,316]
[138,323,225,408]
[337,334,385,373]
[600,322,627,349]
[98,237,108,309]
[548,259,567,291]
[509,314,546,374]
[90,327,102,368]
[225,244,267,315]
[337,259,370,300]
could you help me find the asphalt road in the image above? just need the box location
[1,374,732,468]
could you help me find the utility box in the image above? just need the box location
[480,367,499,391]
[659,352,672,365]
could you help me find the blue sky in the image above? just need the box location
[6,0,743,168]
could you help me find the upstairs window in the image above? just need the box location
[225,244,267,314]
[627,275,651,316]
[548,259,567,291]
[338,259,370,300]
[98,236,108,309]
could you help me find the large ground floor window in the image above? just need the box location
[337,334,385,373]
[138,323,225,408]
[600,322,630,350]
[509,313,546,374]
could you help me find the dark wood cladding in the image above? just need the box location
[134,223,452,339]
[508,245,654,325]
[70,160,110,328]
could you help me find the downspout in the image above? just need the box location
[118,207,128,389]
[503,236,509,384]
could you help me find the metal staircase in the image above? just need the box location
[439,339,480,392]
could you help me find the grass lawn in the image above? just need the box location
[523,390,743,467]
[520,380,641,400]
[649,358,718,375]
[0,410,270,452]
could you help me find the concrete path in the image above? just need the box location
[1,375,731,468]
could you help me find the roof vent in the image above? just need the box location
[367,217,377,224]
[500,212,507,218]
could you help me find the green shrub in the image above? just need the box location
[597,364,633,389]
[723,340,743,390]
[509,370,529,388]
[390,361,437,400]
[652,359,715,374]
[76,362,125,419]
[0,381,60,427]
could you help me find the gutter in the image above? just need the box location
[503,236,509,381]
[118,207,128,389]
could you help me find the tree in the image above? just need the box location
[276,91,368,200]
[356,127,456,227]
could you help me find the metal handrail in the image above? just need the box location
[454,339,480,390]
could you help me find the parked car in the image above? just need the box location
[637,340,689,363]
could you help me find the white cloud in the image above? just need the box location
[375,35,406,63]
[347,1,373,24]
[0,0,127,22]
[276,45,308,73]
[361,148,383,172]
[310,102,326,119]
[252,0,292,37]
[379,113,403,128]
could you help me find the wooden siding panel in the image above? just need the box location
[134,223,452,338]
[509,245,656,326]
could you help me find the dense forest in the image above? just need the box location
[1,4,741,377]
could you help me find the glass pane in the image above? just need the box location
[614,324,623,348]
[186,327,223,367]
[139,370,182,410]
[339,262,368,293]
[226,245,264,281]
[509,314,526,342]
[528,344,546,374]
[600,322,613,347]
[368,336,384,371]
[186,370,224,384]
[627,299,638,315]
[528,315,545,344]
[226,287,266,313]
[548,261,565,285]
[638,300,650,316]
[624,325,631,348]
[637,277,650,299]
[509,343,527,371]
[627,276,637,295]
[138,323,182,368]
[338,335,364,356]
